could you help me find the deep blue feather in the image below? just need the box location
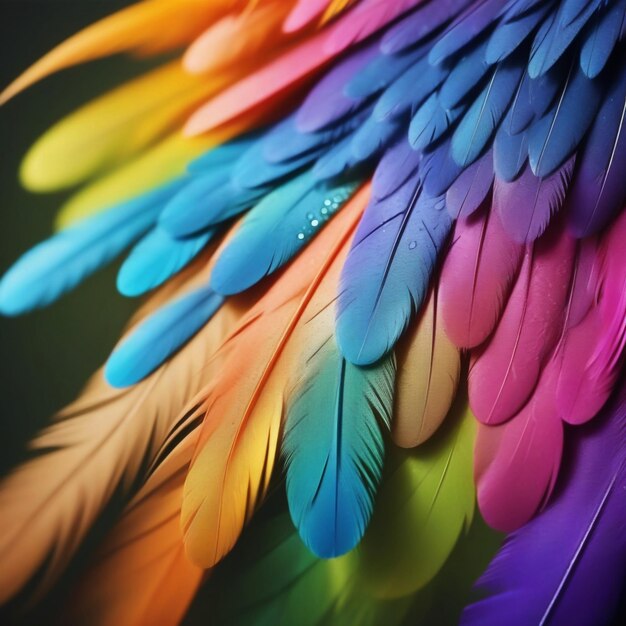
[409,93,464,151]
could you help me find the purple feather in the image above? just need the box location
[295,43,378,133]
[494,157,574,243]
[372,138,421,200]
[567,61,626,237]
[446,149,494,219]
[462,383,626,626]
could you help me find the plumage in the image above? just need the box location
[409,94,464,152]
[445,150,494,220]
[462,384,626,626]
[392,287,460,448]
[440,208,524,349]
[337,175,451,366]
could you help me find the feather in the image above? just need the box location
[117,228,212,297]
[579,0,626,79]
[0,264,246,604]
[528,0,601,78]
[62,414,202,626]
[371,138,421,200]
[312,136,360,181]
[567,62,626,236]
[283,0,330,33]
[295,43,378,133]
[392,286,460,448]
[451,56,524,168]
[428,0,504,66]
[0,0,224,104]
[358,398,476,598]
[469,222,576,424]
[505,70,536,135]
[493,156,574,243]
[445,150,494,220]
[210,172,358,295]
[409,94,464,152]
[106,286,224,388]
[181,188,369,568]
[475,363,564,533]
[350,115,401,162]
[440,208,524,349]
[0,182,182,316]
[420,139,464,196]
[528,62,603,177]
[284,339,395,558]
[462,384,626,626]
[493,124,529,182]
[381,0,471,55]
[337,177,451,366]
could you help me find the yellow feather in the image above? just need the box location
[181,186,370,568]
[392,285,461,448]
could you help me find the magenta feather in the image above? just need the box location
[469,222,576,424]
[440,208,523,349]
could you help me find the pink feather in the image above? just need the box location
[440,208,523,349]
[469,222,576,424]
[283,0,329,33]
[475,362,563,532]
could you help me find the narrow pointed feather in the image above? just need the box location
[579,0,626,79]
[211,172,358,295]
[350,115,401,162]
[528,0,601,78]
[117,228,212,297]
[469,222,576,424]
[0,182,182,316]
[381,0,471,55]
[181,189,369,568]
[371,138,421,200]
[284,340,395,558]
[567,63,626,236]
[359,398,476,598]
[420,139,464,196]
[312,136,359,181]
[475,363,564,533]
[409,94,464,152]
[106,286,224,388]
[528,62,603,177]
[505,71,536,135]
[493,124,529,182]
[337,177,451,366]
[440,208,524,349]
[295,43,378,133]
[392,286,460,448]
[445,150,494,220]
[0,267,246,604]
[62,415,202,626]
[451,57,524,168]
[0,0,225,104]
[428,0,504,66]
[494,156,574,243]
[462,384,626,626]
[283,0,330,32]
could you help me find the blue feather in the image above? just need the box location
[421,139,464,196]
[439,40,490,110]
[0,182,181,316]
[336,177,451,365]
[506,71,536,135]
[372,138,421,200]
[529,0,600,78]
[312,137,357,181]
[211,172,358,295]
[409,93,464,152]
[105,285,224,387]
[283,339,394,558]
[528,63,603,177]
[349,115,401,162]
[452,56,524,168]
[117,227,212,297]
[494,124,529,182]
[579,0,626,79]
[186,135,258,175]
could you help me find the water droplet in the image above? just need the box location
[321,207,328,215]
[408,240,417,250]
[311,219,319,227]
[306,212,314,220]
[297,232,305,240]
[324,199,332,207]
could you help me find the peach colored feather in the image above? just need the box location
[181,186,370,568]
[392,286,461,448]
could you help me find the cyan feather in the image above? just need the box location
[283,339,395,558]
[350,115,401,162]
[337,175,451,366]
[0,182,181,315]
[211,172,358,295]
[117,227,212,297]
[105,285,224,387]
[452,55,524,168]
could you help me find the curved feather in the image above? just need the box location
[469,222,576,424]
[0,183,182,316]
[440,208,523,349]
[337,176,451,366]
[284,339,395,558]
[445,150,494,220]
[462,384,626,626]
[392,286,460,448]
